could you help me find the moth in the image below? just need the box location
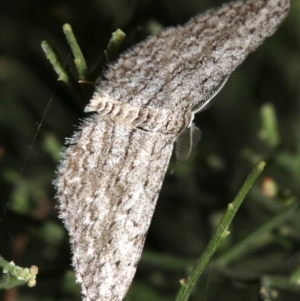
[55,0,290,300]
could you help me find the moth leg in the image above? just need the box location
[170,123,201,174]
[175,123,201,163]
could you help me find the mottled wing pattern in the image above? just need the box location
[57,117,176,300]
[56,0,290,300]
[89,0,289,112]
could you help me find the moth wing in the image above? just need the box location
[99,0,289,111]
[56,117,175,301]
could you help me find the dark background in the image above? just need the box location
[0,0,300,300]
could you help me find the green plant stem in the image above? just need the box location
[106,29,126,61]
[63,23,88,80]
[0,255,38,289]
[259,103,279,147]
[89,29,126,79]
[41,40,70,84]
[175,161,266,301]
[215,202,298,267]
[41,40,82,97]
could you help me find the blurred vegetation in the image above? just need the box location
[0,0,300,301]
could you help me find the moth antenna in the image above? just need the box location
[192,76,229,114]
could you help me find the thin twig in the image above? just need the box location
[0,255,38,289]
[63,23,88,80]
[174,161,266,301]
